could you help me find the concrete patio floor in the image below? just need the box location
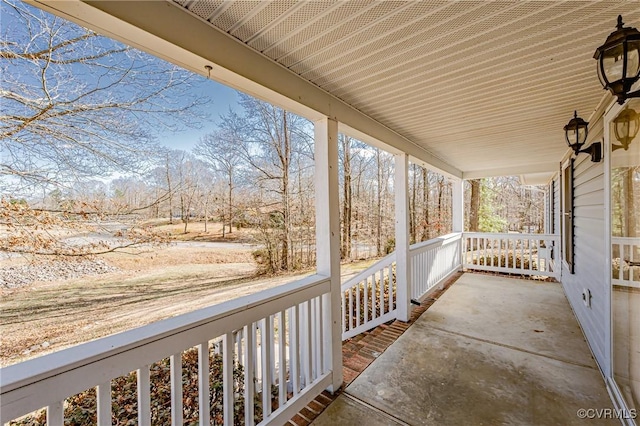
[312,273,617,425]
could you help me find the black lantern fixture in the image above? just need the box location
[612,107,639,150]
[594,15,640,104]
[564,111,602,162]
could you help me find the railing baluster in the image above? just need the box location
[388,264,395,310]
[309,300,316,380]
[278,311,287,406]
[290,305,300,396]
[261,317,273,417]
[47,401,63,426]
[355,280,361,326]
[316,297,324,376]
[96,382,111,426]
[244,324,255,426]
[483,237,487,266]
[364,278,369,324]
[304,301,313,388]
[379,268,384,317]
[371,275,376,320]
[341,289,347,333]
[491,239,500,266]
[618,242,623,282]
[236,329,243,369]
[348,285,353,331]
[198,342,210,426]
[223,333,234,426]
[137,365,151,426]
[269,317,276,387]
[170,353,183,426]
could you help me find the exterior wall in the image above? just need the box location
[561,102,608,372]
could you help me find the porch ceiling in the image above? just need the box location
[45,1,640,178]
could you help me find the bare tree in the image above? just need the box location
[0,0,208,191]
[340,135,353,259]
[194,113,243,237]
[234,94,313,271]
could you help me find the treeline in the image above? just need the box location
[465,177,546,234]
[31,94,460,272]
[27,94,547,272]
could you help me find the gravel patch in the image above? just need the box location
[0,259,119,290]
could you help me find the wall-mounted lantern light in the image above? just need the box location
[612,107,639,150]
[594,15,640,104]
[564,111,602,162]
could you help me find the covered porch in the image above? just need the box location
[2,1,639,425]
[315,272,615,426]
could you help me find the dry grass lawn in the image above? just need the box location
[0,233,377,367]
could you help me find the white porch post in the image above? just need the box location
[452,178,464,270]
[451,178,464,233]
[314,117,343,392]
[394,153,411,322]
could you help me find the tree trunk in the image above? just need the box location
[228,172,233,234]
[469,179,481,232]
[410,163,416,243]
[376,149,383,256]
[422,168,431,240]
[182,195,190,234]
[165,154,173,223]
[204,195,209,233]
[342,136,352,260]
[281,112,292,271]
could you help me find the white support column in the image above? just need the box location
[451,178,464,233]
[314,117,342,393]
[394,153,411,322]
[451,178,465,270]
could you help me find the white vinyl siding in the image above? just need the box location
[561,104,608,372]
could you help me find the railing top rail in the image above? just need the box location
[462,232,560,240]
[341,252,396,291]
[1,274,330,393]
[409,232,462,253]
[611,236,640,244]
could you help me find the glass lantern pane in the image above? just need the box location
[577,127,587,144]
[603,44,626,82]
[615,119,628,141]
[626,43,640,79]
[566,129,577,146]
[597,58,607,86]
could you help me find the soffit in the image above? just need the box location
[172,0,640,175]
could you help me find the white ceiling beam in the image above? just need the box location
[29,0,462,178]
[462,162,559,180]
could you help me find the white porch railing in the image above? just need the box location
[340,252,397,340]
[612,237,640,288]
[1,275,334,426]
[340,233,464,340]
[462,232,560,279]
[410,233,462,301]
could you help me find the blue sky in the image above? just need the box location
[2,0,243,154]
[158,79,241,151]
